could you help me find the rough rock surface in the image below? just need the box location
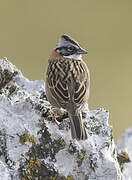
[117,128,132,180]
[0,58,122,180]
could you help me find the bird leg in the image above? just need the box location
[48,107,65,125]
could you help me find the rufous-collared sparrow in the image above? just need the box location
[46,35,90,140]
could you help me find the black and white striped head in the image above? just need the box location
[55,35,87,60]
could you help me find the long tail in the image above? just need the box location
[68,112,87,140]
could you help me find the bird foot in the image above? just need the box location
[48,107,65,125]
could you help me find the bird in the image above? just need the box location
[45,34,90,140]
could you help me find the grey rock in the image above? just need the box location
[117,128,132,179]
[0,58,122,180]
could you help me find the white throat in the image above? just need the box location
[63,54,82,60]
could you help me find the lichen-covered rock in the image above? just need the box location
[0,58,122,180]
[0,161,11,180]
[117,128,132,179]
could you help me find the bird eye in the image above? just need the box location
[67,46,75,52]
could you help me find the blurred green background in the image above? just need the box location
[0,0,132,139]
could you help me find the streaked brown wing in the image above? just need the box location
[68,59,90,105]
[46,59,69,108]
[46,58,90,108]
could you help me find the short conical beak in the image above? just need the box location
[77,47,88,54]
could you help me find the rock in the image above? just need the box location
[117,128,132,179]
[0,161,11,180]
[0,58,122,180]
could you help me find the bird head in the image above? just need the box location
[55,35,87,60]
